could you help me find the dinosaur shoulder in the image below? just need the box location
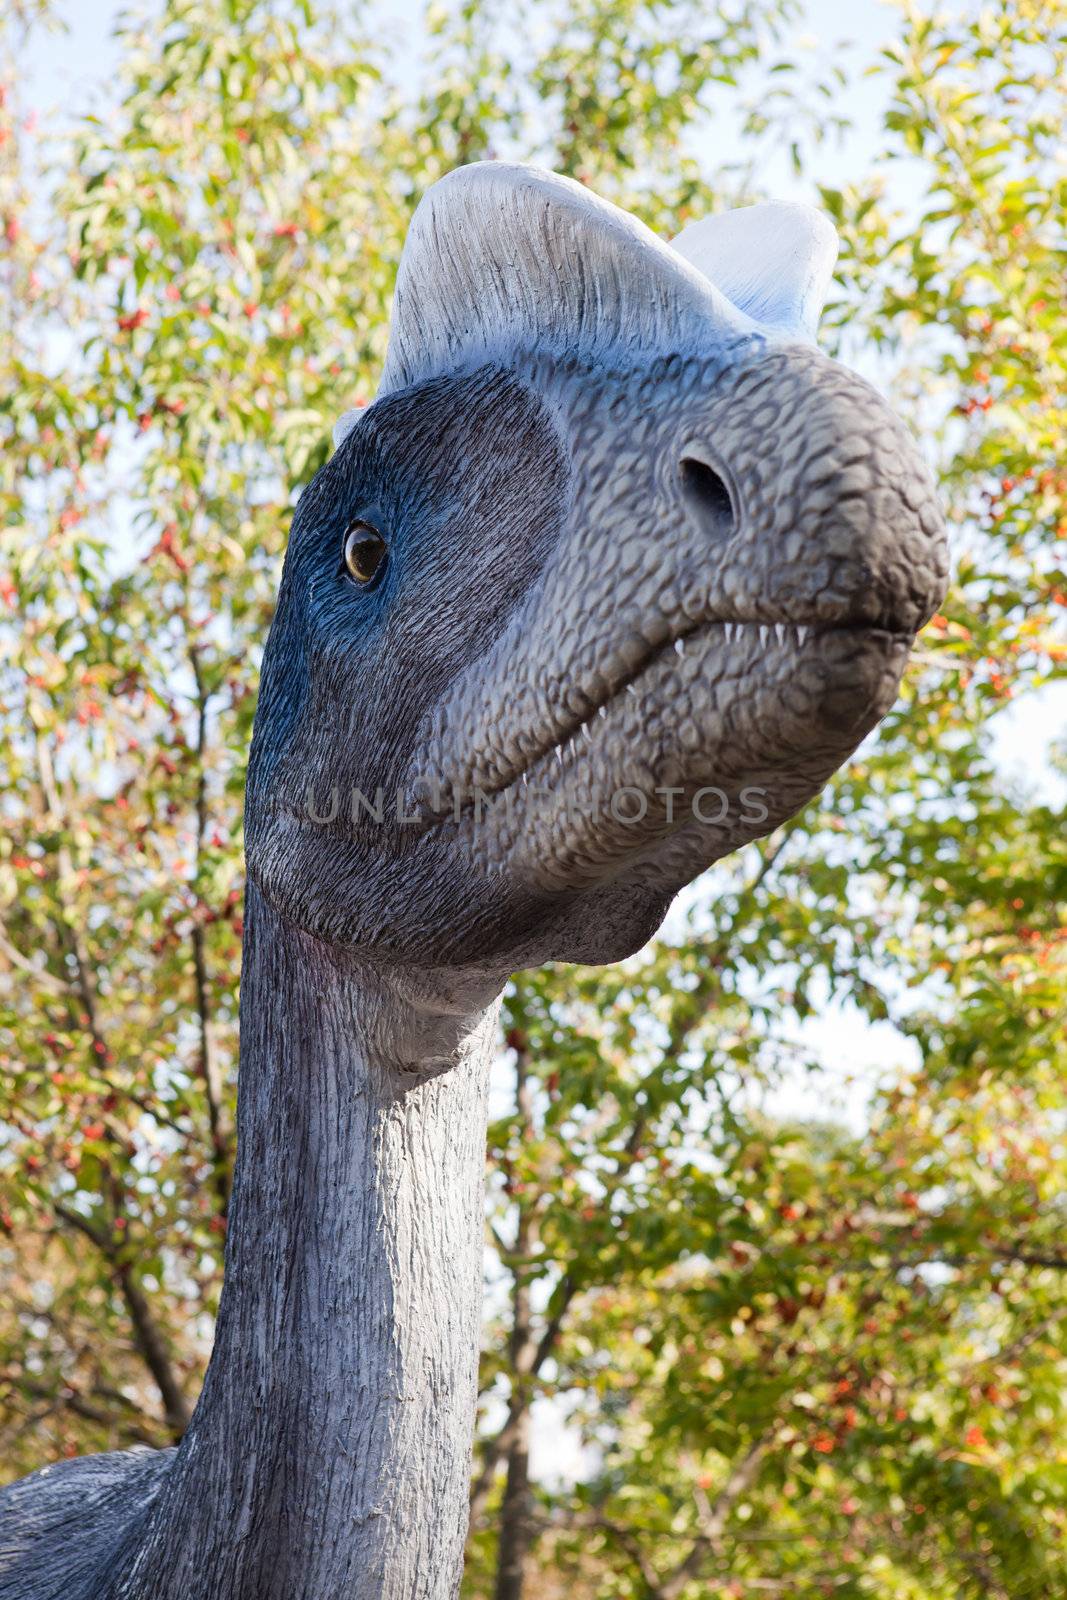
[0,1447,175,1600]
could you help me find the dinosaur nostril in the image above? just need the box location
[679,456,735,542]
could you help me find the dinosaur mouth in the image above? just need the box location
[482,613,913,802]
[264,611,913,917]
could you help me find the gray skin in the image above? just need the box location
[0,165,947,1600]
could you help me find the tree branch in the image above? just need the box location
[0,928,72,997]
[52,1203,192,1440]
[9,1379,161,1447]
[993,1244,1067,1271]
[114,1261,192,1440]
[661,1436,774,1600]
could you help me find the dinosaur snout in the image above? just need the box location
[693,345,949,636]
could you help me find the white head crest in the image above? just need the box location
[333,162,838,446]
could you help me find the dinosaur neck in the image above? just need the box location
[122,884,500,1600]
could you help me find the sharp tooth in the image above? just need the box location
[797,625,808,646]
[724,622,734,643]
[626,683,636,697]
[598,705,607,719]
[675,637,685,657]
[555,746,563,765]
[775,623,786,646]
[522,772,528,787]
[759,625,769,647]
[582,723,591,742]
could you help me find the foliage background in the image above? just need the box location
[1,0,1065,1597]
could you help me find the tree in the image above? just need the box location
[1,1,1064,1597]
[0,0,407,1463]
[464,5,1067,1596]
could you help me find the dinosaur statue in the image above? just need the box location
[0,162,947,1600]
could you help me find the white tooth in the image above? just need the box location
[759,625,769,647]
[797,625,808,646]
[582,723,591,742]
[626,684,637,697]
[522,772,528,787]
[598,705,606,719]
[724,622,734,643]
[675,637,685,657]
[775,623,786,646]
[555,746,563,765]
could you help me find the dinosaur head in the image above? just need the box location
[245,163,948,976]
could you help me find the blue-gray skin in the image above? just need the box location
[0,165,948,1600]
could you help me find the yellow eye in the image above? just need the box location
[343,521,387,586]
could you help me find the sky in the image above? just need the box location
[18,0,1065,1486]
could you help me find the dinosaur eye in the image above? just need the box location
[343,520,387,587]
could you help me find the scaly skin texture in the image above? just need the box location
[0,164,948,1600]
[252,341,946,969]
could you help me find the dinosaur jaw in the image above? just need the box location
[248,617,908,970]
[476,614,906,794]
[426,616,911,900]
